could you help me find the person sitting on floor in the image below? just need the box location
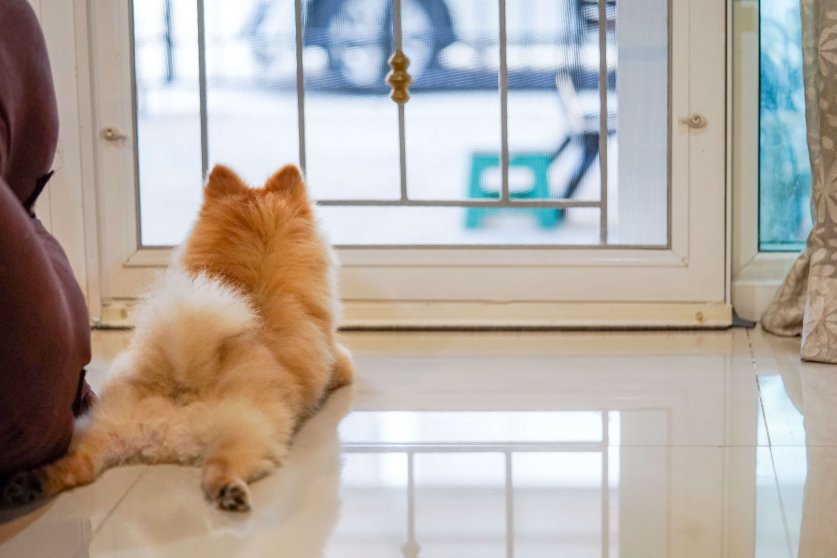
[0,0,95,482]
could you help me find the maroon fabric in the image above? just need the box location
[0,0,94,478]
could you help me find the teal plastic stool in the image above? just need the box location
[466,152,562,229]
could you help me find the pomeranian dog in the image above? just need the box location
[1,164,353,512]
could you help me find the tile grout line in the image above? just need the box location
[91,468,148,539]
[746,329,795,558]
[747,329,774,447]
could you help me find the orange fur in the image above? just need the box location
[1,164,353,512]
[180,164,349,409]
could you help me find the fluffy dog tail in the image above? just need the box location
[132,268,259,390]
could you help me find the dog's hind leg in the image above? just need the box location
[1,416,127,506]
[1,395,197,507]
[327,343,355,392]
[200,404,293,512]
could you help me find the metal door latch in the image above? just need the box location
[101,126,128,141]
[679,114,707,129]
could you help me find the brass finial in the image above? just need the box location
[386,49,412,104]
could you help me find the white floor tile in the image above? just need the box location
[87,389,353,558]
[3,328,831,557]
[0,466,145,558]
[752,326,837,449]
[348,330,762,447]
[753,447,793,558]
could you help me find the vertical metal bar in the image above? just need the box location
[398,104,408,201]
[498,0,510,203]
[597,0,609,244]
[294,0,307,172]
[196,0,209,179]
[164,0,174,83]
[392,0,409,201]
[392,0,403,45]
[505,451,515,558]
[601,411,610,558]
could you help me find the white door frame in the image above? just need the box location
[48,0,732,328]
[25,0,103,321]
[730,0,800,322]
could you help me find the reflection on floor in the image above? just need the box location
[0,328,831,557]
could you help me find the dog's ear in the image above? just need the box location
[205,165,247,199]
[265,164,310,207]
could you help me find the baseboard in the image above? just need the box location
[340,301,733,330]
[98,299,733,330]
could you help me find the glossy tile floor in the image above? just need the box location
[1,327,834,557]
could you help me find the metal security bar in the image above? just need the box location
[191,0,614,242]
[317,199,602,208]
[597,0,609,244]
[391,0,410,201]
[308,0,611,229]
[196,0,208,178]
[498,0,511,204]
[294,0,307,170]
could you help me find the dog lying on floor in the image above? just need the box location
[2,164,353,512]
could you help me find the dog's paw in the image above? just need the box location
[214,479,251,512]
[1,471,43,507]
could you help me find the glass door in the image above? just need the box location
[89,0,729,327]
